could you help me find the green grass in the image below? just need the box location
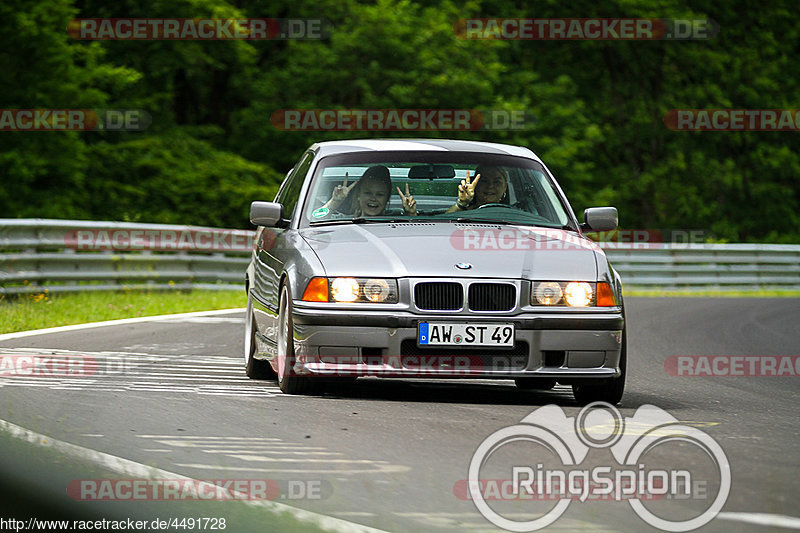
[625,289,800,297]
[2,287,796,335]
[0,290,246,334]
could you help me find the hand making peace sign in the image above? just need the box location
[396,183,417,216]
[325,173,358,210]
[457,171,481,208]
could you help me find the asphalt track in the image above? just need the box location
[0,297,798,533]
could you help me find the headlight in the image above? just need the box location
[331,277,360,302]
[534,281,563,305]
[530,282,617,307]
[303,277,398,303]
[564,282,592,307]
[363,278,392,302]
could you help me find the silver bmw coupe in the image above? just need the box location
[244,139,626,404]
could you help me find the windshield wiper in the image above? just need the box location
[351,217,413,224]
[309,217,403,226]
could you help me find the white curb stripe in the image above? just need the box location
[717,512,800,529]
[0,417,388,533]
[0,308,246,341]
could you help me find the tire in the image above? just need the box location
[514,378,556,390]
[276,283,315,395]
[245,292,275,379]
[572,326,626,405]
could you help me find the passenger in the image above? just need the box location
[446,165,509,212]
[321,165,417,216]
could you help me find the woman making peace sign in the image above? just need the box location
[321,165,417,217]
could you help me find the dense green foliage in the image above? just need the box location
[1,0,797,240]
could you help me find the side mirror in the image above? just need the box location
[582,207,618,232]
[250,201,285,227]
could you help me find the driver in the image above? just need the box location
[446,165,508,212]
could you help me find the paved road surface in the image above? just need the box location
[0,298,798,532]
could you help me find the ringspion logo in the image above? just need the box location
[467,403,730,531]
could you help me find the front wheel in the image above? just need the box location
[572,328,626,405]
[276,283,315,395]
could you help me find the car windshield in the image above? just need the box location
[301,152,573,228]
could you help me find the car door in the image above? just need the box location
[253,150,314,325]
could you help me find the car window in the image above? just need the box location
[300,154,572,229]
[524,170,571,227]
[277,151,314,220]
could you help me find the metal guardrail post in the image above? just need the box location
[0,219,254,294]
[1,219,799,294]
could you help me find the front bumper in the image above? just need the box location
[289,304,624,381]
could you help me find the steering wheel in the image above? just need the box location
[476,203,516,210]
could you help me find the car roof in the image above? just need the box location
[309,139,542,162]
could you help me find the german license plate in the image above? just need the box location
[418,323,515,347]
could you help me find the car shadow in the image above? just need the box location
[317,378,580,406]
[312,378,690,411]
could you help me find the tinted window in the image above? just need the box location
[277,151,314,220]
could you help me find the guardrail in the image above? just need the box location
[602,244,800,290]
[0,219,254,295]
[1,219,799,294]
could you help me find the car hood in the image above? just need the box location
[299,223,601,280]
